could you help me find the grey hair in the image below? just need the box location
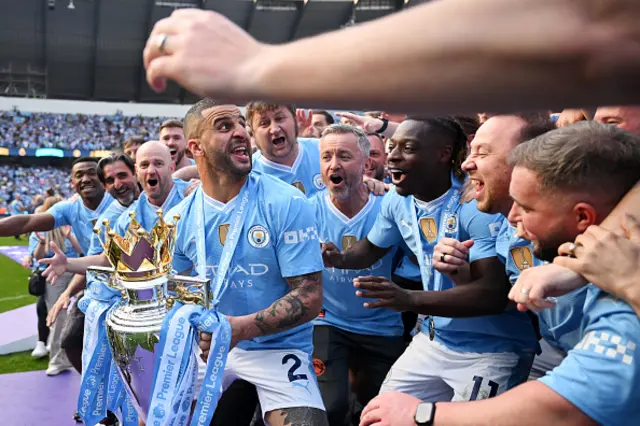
[508,121,640,202]
[321,123,371,157]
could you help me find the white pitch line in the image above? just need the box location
[0,294,32,303]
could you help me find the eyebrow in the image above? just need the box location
[511,195,533,211]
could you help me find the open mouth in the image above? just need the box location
[230,144,250,161]
[389,168,408,185]
[329,174,344,185]
[272,137,285,147]
[147,178,159,188]
[169,148,177,157]
[81,183,96,191]
[470,178,485,197]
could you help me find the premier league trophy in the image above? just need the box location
[89,211,211,422]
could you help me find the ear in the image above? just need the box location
[572,202,598,233]
[188,139,204,158]
[364,156,373,171]
[439,145,453,164]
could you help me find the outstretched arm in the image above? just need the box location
[144,0,640,114]
[323,238,390,270]
[0,213,54,238]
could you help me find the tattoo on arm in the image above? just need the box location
[271,407,329,426]
[253,271,322,337]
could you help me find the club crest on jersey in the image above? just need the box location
[444,214,458,234]
[219,224,230,246]
[419,218,438,243]
[341,235,358,250]
[510,246,533,271]
[248,225,270,248]
[291,181,306,194]
[313,174,325,190]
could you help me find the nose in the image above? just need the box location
[269,121,282,135]
[461,155,476,173]
[507,203,521,225]
[387,145,402,163]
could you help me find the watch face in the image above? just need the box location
[415,402,434,424]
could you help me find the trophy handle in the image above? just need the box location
[166,275,211,310]
[86,266,126,299]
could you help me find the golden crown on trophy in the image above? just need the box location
[93,210,180,281]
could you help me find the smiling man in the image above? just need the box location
[323,117,536,403]
[0,157,113,253]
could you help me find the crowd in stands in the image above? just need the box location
[0,165,73,214]
[0,109,174,151]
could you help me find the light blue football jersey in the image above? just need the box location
[28,231,79,270]
[540,285,640,425]
[251,138,325,197]
[309,191,403,337]
[48,193,114,254]
[167,171,323,354]
[87,200,128,256]
[393,242,422,282]
[113,179,190,236]
[368,186,538,354]
[496,221,587,353]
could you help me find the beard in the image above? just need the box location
[204,145,251,179]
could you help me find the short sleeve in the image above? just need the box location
[47,200,73,228]
[540,297,640,425]
[460,201,504,263]
[274,195,323,278]
[367,192,403,249]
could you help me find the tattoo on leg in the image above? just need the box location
[277,407,329,426]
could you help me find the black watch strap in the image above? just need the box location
[376,117,389,134]
[414,402,436,426]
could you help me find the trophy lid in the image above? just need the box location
[94,211,181,282]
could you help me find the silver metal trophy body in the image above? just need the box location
[91,211,211,422]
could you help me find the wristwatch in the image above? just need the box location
[414,402,436,426]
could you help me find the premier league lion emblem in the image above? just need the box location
[219,224,230,246]
[341,235,357,250]
[510,246,534,271]
[419,218,438,243]
[291,181,306,194]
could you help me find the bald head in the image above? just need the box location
[135,140,171,166]
[595,106,640,136]
[135,140,175,206]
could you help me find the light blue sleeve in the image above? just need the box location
[87,232,103,256]
[460,201,504,263]
[540,294,640,426]
[47,200,74,228]
[113,209,132,238]
[274,195,323,278]
[366,191,403,249]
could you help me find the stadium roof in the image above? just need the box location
[0,0,429,104]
